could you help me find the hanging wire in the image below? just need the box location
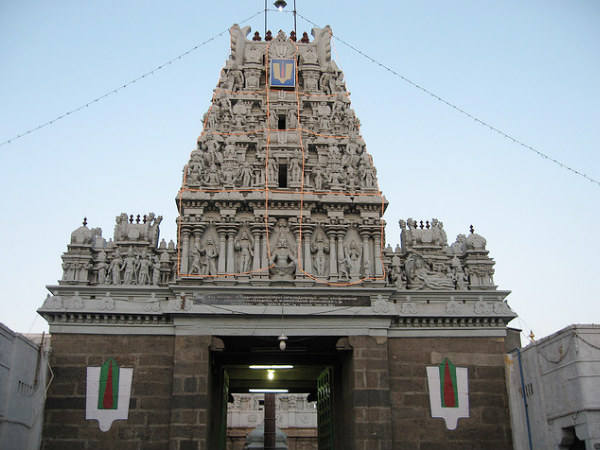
[296,12,600,188]
[0,10,263,148]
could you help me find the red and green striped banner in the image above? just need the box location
[98,358,120,410]
[439,358,459,408]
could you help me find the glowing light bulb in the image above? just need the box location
[267,369,275,380]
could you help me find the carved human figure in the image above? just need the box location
[97,251,108,284]
[202,237,219,276]
[190,246,202,275]
[137,250,151,285]
[239,162,253,188]
[269,237,296,279]
[406,255,454,290]
[312,165,325,190]
[344,241,362,278]
[235,231,254,273]
[267,158,277,185]
[152,256,161,285]
[206,164,220,186]
[228,69,244,92]
[289,154,302,184]
[311,235,329,276]
[122,248,137,285]
[108,249,123,285]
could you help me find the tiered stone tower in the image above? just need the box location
[178,25,385,287]
[39,25,517,450]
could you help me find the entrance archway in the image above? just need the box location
[209,336,348,450]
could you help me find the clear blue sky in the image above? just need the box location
[1,1,598,341]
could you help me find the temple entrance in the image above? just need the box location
[209,336,346,450]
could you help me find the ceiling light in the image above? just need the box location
[249,365,293,370]
[249,389,288,393]
[267,369,275,380]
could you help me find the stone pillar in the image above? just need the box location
[261,233,269,270]
[180,229,190,274]
[327,227,338,279]
[360,228,372,278]
[289,223,303,277]
[373,230,384,278]
[226,231,236,274]
[251,226,262,274]
[170,335,212,450]
[302,225,314,274]
[217,231,227,274]
[337,230,346,279]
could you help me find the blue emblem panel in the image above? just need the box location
[269,58,296,87]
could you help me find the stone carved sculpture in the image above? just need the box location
[235,230,254,273]
[269,237,296,280]
[311,233,329,277]
[405,254,454,290]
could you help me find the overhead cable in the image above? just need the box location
[297,12,600,188]
[0,10,263,148]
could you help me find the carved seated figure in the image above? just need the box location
[269,237,296,279]
[406,255,454,290]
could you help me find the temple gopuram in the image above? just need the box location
[39,24,517,450]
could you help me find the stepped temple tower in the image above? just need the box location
[39,25,517,450]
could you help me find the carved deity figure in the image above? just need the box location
[239,162,253,188]
[405,255,454,290]
[235,231,254,273]
[344,241,362,278]
[311,235,329,277]
[122,247,137,285]
[137,250,152,285]
[202,237,219,276]
[97,251,108,284]
[108,249,123,285]
[269,237,296,279]
[289,154,302,184]
[152,256,161,285]
[312,165,325,190]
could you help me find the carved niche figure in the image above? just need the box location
[108,249,124,285]
[289,152,303,184]
[405,254,454,290]
[200,237,219,276]
[190,245,202,275]
[152,256,162,285]
[312,165,325,190]
[122,247,137,285]
[343,241,362,279]
[238,162,253,188]
[311,233,329,277]
[269,237,297,279]
[235,230,254,273]
[137,250,152,285]
[97,250,108,284]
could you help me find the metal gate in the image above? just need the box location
[317,366,334,450]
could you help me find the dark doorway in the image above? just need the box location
[209,336,345,450]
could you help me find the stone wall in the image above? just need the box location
[42,334,176,450]
[387,336,513,450]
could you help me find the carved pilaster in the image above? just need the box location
[373,230,384,277]
[217,230,227,274]
[327,226,338,279]
[250,224,263,274]
[360,227,372,278]
[226,231,236,274]
[301,224,314,274]
[180,228,191,274]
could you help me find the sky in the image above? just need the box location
[0,1,598,341]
